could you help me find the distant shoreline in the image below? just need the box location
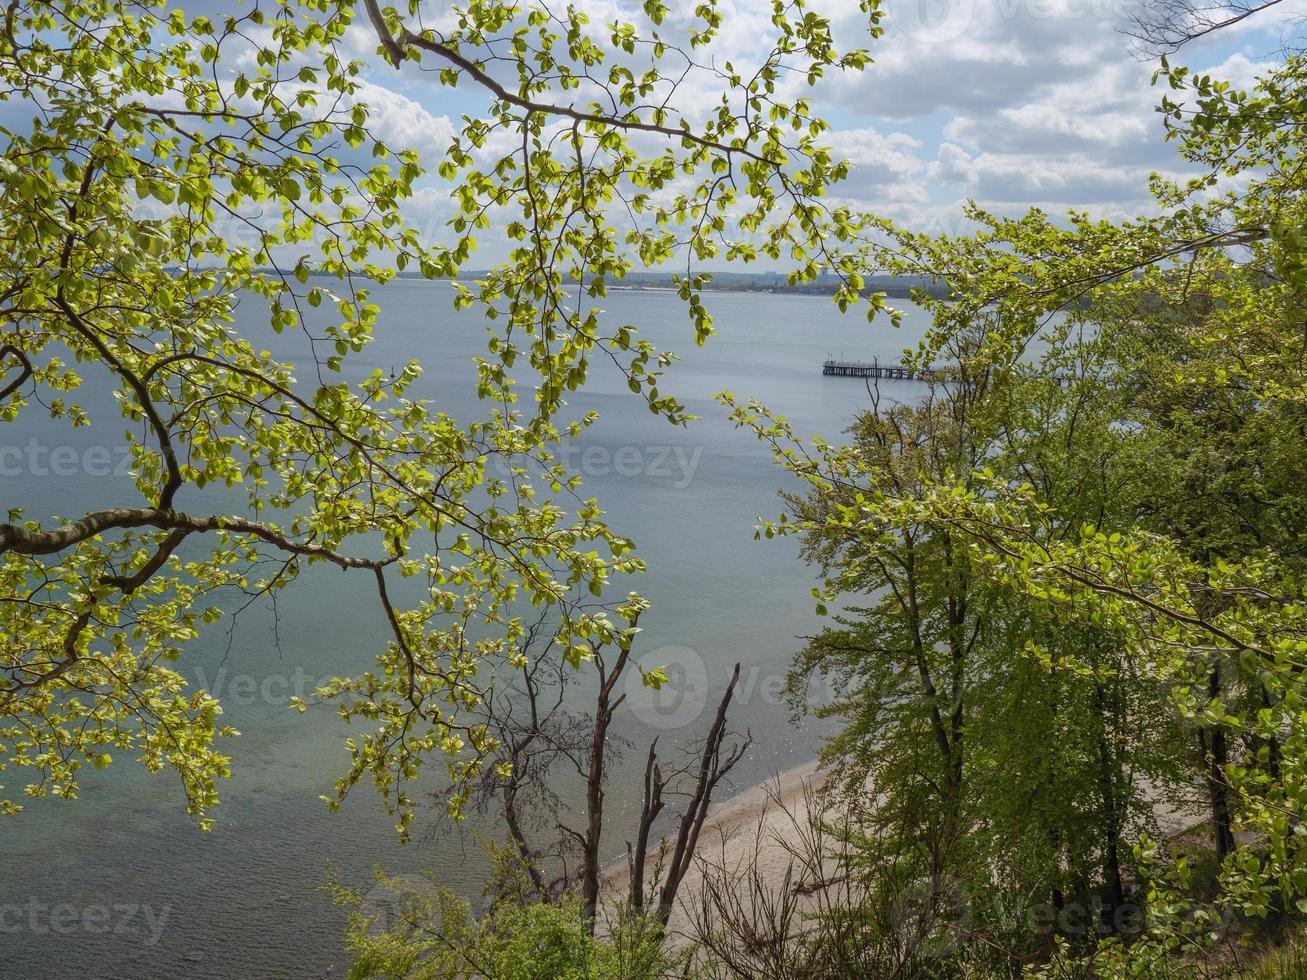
[423,275,945,300]
[229,267,950,300]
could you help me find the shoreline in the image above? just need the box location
[600,759,825,938]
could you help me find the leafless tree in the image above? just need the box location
[628,662,750,925]
[456,610,591,903]
[1124,0,1293,55]
[451,605,750,934]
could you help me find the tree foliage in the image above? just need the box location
[336,870,681,979]
[727,26,1307,976]
[0,0,882,830]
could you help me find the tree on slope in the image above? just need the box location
[728,18,1307,971]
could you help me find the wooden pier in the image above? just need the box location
[822,358,940,381]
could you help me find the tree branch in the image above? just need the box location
[0,343,31,401]
[363,1,778,167]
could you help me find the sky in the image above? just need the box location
[328,0,1304,268]
[54,0,1307,269]
[342,0,1301,266]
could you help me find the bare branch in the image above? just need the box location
[1124,0,1290,55]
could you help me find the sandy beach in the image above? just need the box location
[601,759,825,941]
[600,756,1212,951]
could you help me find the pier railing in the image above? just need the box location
[822,358,947,381]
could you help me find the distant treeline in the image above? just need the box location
[237,267,951,300]
[440,269,951,299]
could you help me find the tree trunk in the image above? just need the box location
[1092,681,1127,922]
[579,645,630,929]
[1202,663,1235,863]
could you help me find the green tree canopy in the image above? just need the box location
[727,39,1307,971]
[0,0,883,832]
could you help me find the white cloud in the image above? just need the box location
[336,0,1297,258]
[836,127,926,194]
[927,142,973,184]
[351,81,457,166]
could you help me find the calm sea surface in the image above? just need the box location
[1,283,931,977]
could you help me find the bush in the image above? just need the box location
[337,871,683,979]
